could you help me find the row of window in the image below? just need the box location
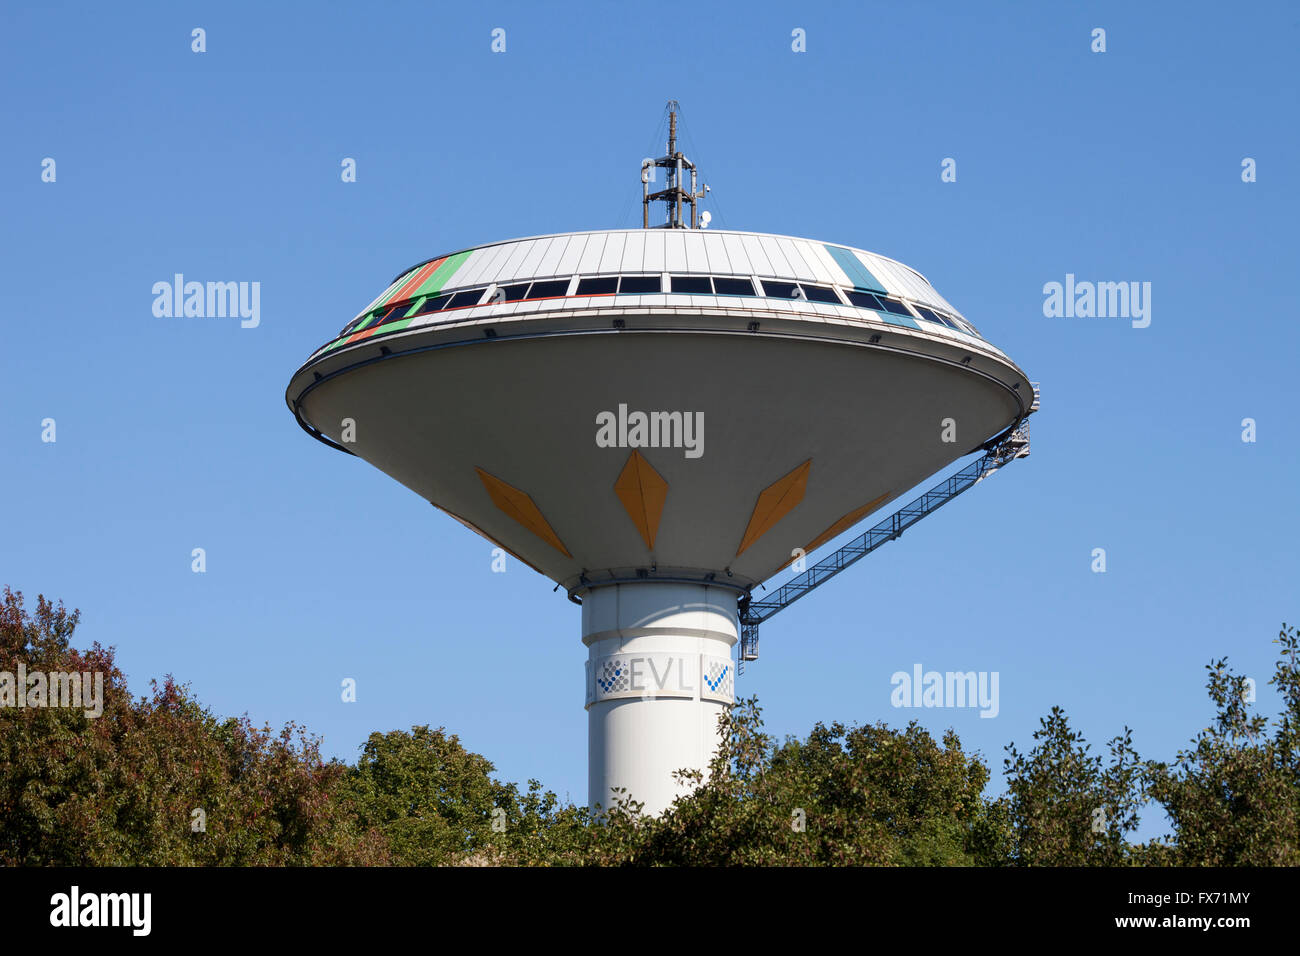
[341,274,977,338]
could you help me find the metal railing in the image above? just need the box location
[736,403,1035,671]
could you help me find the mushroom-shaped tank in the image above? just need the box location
[286,227,1036,814]
[286,228,1034,596]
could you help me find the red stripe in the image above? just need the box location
[391,257,445,303]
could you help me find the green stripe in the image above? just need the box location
[412,249,473,297]
[377,316,416,335]
[374,272,417,309]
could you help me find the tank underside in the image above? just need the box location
[290,322,1027,592]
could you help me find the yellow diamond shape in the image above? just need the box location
[737,459,811,556]
[475,467,571,558]
[614,450,668,550]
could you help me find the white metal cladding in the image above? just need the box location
[643,230,666,273]
[537,235,569,276]
[720,232,749,274]
[377,229,978,323]
[776,238,816,281]
[701,232,730,272]
[740,233,773,274]
[518,237,551,276]
[579,234,609,273]
[597,232,626,273]
[620,231,646,273]
[682,231,707,272]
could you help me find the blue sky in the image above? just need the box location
[3,1,1297,839]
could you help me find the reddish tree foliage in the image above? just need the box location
[0,587,388,865]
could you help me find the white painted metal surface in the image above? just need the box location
[583,582,738,815]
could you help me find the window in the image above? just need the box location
[712,276,756,296]
[617,275,662,294]
[527,279,569,299]
[340,317,366,336]
[846,290,884,310]
[940,312,974,333]
[499,282,532,301]
[876,297,914,316]
[576,276,619,295]
[759,279,799,299]
[920,307,962,330]
[670,275,713,294]
[362,304,402,329]
[443,289,485,310]
[414,294,450,315]
[800,285,842,304]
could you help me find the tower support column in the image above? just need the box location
[582,582,738,816]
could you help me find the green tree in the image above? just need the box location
[341,725,510,865]
[1143,624,1300,865]
[601,697,1010,866]
[1001,707,1144,866]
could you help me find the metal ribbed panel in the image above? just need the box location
[577,233,608,273]
[643,230,667,273]
[357,231,978,334]
[459,246,504,287]
[881,260,920,299]
[775,238,817,281]
[502,241,540,283]
[800,241,842,285]
[740,234,774,275]
[900,267,933,303]
[620,231,647,273]
[598,232,627,273]
[867,256,906,297]
[537,235,571,277]
[683,231,708,272]
[470,243,513,285]
[701,232,731,273]
[720,233,752,275]
[437,250,477,289]
[757,236,791,277]
[518,237,552,277]
[555,235,588,276]
[664,233,688,271]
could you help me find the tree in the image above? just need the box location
[603,697,1010,866]
[0,586,387,865]
[341,725,510,865]
[6,582,1297,867]
[1143,624,1300,865]
[1001,707,1145,866]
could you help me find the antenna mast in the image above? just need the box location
[642,100,708,229]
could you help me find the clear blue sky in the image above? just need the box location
[3,1,1297,840]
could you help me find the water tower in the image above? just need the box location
[285,104,1037,814]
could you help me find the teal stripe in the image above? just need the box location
[873,309,918,330]
[824,244,887,294]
